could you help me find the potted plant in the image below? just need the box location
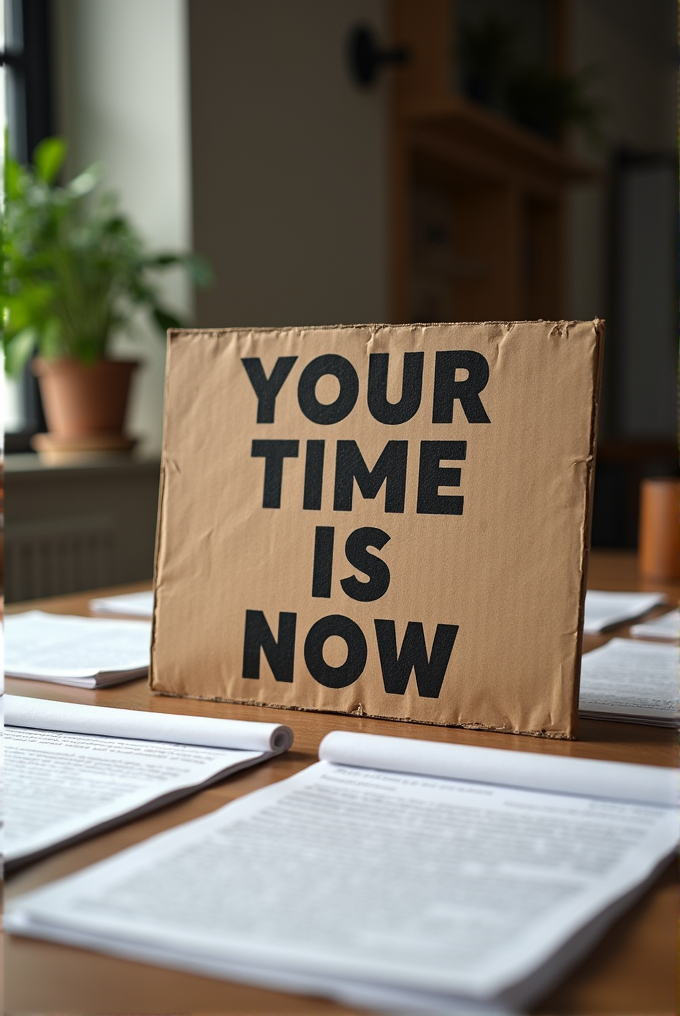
[2,137,210,461]
[506,65,601,145]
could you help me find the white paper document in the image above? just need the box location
[583,591,667,634]
[89,590,154,618]
[631,609,680,642]
[4,695,293,869]
[5,611,152,687]
[579,638,680,726]
[7,732,677,1014]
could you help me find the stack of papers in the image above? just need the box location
[579,639,679,726]
[631,610,680,641]
[5,695,293,869]
[7,732,677,1014]
[5,611,151,688]
[89,590,154,617]
[583,591,666,634]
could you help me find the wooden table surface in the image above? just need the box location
[5,550,679,1015]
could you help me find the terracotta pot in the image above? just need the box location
[32,357,138,438]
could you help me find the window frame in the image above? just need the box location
[2,0,52,452]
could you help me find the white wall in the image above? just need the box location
[189,0,389,329]
[53,0,192,455]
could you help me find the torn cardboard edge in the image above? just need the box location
[148,687,574,740]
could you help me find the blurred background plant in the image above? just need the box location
[456,11,602,146]
[2,137,211,377]
[506,65,602,144]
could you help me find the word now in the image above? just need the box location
[252,439,467,515]
[242,351,491,425]
[242,610,459,699]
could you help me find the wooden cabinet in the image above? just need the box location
[389,0,589,323]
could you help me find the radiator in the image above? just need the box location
[5,513,119,603]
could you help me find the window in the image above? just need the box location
[2,0,52,451]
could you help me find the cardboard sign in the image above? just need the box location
[151,321,604,738]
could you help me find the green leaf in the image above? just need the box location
[153,307,184,333]
[69,163,104,197]
[145,252,212,287]
[34,137,67,185]
[4,328,37,377]
[147,253,182,267]
[184,254,213,287]
[39,317,64,360]
[4,158,23,200]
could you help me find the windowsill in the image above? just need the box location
[5,453,161,601]
[4,453,161,479]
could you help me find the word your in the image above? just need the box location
[242,350,491,426]
[242,609,459,699]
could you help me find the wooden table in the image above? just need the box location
[5,551,679,1015]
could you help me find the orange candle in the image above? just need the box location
[638,478,680,581]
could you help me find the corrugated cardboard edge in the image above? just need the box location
[148,687,573,739]
[567,317,606,738]
[149,329,180,692]
[150,320,605,741]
